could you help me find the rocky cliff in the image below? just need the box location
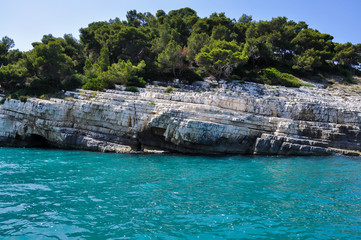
[0,81,360,155]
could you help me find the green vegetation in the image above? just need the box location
[165,86,174,93]
[125,86,139,92]
[259,68,303,87]
[1,8,360,98]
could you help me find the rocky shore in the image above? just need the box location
[0,81,360,156]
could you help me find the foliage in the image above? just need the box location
[178,68,204,84]
[82,77,114,91]
[196,40,249,79]
[157,40,185,77]
[125,86,139,92]
[101,59,146,87]
[187,33,210,62]
[333,43,361,67]
[0,36,15,66]
[259,68,303,87]
[165,86,174,93]
[292,48,322,72]
[1,8,360,96]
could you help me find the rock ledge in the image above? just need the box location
[0,81,360,156]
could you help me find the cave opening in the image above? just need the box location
[25,134,53,149]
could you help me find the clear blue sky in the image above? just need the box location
[1,0,360,51]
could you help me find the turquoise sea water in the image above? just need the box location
[0,148,360,239]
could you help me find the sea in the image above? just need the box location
[0,147,360,239]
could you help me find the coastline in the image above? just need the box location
[0,80,360,156]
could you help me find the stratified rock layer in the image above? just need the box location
[0,82,360,155]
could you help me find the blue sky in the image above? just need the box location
[1,0,360,51]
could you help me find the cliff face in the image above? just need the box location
[0,81,360,155]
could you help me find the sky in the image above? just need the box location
[1,0,360,51]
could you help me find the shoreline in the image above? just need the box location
[0,80,361,156]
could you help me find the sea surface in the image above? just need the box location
[0,148,360,239]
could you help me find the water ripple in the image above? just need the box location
[0,149,360,239]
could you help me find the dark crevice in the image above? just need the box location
[24,134,53,149]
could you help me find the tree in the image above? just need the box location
[244,23,260,67]
[2,8,360,95]
[211,25,232,41]
[164,8,199,46]
[192,18,210,35]
[24,40,75,90]
[126,10,156,27]
[292,48,322,72]
[101,59,146,87]
[333,42,361,67]
[187,33,210,63]
[151,24,180,54]
[6,49,23,65]
[97,47,110,72]
[80,21,109,61]
[157,40,185,77]
[0,60,29,92]
[238,14,253,24]
[41,34,57,44]
[156,10,166,24]
[62,34,86,73]
[0,36,15,66]
[196,40,249,79]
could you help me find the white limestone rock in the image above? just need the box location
[0,81,360,155]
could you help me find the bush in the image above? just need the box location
[340,69,358,84]
[125,86,139,92]
[82,78,114,91]
[39,94,50,100]
[165,86,173,93]
[178,68,203,84]
[242,70,263,84]
[231,74,241,80]
[60,74,82,91]
[24,78,52,96]
[19,96,29,103]
[126,76,146,87]
[211,82,218,88]
[259,68,303,87]
[101,60,147,87]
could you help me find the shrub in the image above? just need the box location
[126,76,146,87]
[259,68,303,87]
[39,94,50,100]
[19,96,29,103]
[165,86,174,93]
[101,60,147,87]
[60,74,82,91]
[125,86,139,92]
[178,68,203,84]
[82,78,114,91]
[211,83,218,88]
[24,78,52,96]
[231,74,241,80]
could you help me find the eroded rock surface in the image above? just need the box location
[0,81,360,155]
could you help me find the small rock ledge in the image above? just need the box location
[0,81,360,156]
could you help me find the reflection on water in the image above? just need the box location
[0,148,361,239]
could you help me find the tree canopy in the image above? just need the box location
[1,8,360,96]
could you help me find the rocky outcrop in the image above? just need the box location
[0,81,360,155]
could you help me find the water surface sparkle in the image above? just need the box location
[0,148,360,239]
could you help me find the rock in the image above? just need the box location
[0,81,361,156]
[192,81,211,90]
